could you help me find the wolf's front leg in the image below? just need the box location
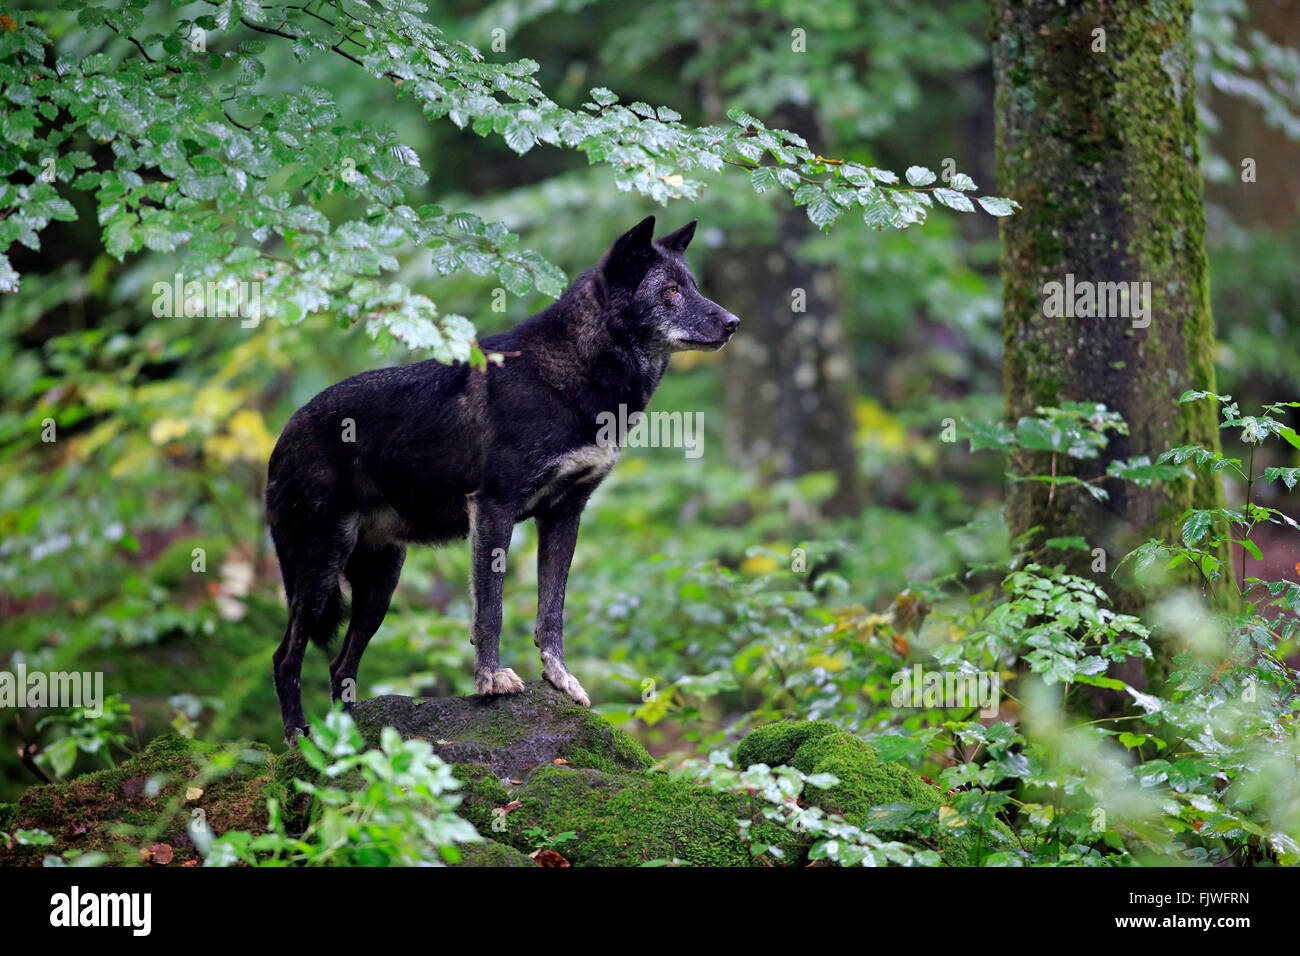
[535,496,591,706]
[469,496,525,696]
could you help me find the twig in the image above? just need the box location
[17,743,53,784]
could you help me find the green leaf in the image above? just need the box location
[1235,538,1263,561]
[905,165,936,186]
[977,196,1017,216]
[44,736,78,778]
[1181,511,1215,547]
[933,188,974,212]
[804,191,844,231]
[1264,466,1300,490]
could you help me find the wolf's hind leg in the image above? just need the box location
[469,496,525,695]
[534,496,591,706]
[273,550,349,744]
[330,543,406,709]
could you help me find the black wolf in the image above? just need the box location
[266,216,738,742]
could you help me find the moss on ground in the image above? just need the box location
[558,720,653,773]
[2,694,999,866]
[493,764,797,867]
[450,761,511,834]
[736,719,1011,865]
[449,839,537,867]
[0,734,277,866]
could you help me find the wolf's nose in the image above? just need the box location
[723,314,740,334]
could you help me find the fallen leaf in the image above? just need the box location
[142,843,174,865]
[185,787,203,801]
[552,758,568,765]
[529,848,570,867]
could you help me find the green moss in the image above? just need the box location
[350,683,653,778]
[270,747,322,834]
[450,762,510,833]
[734,718,841,767]
[0,734,274,866]
[559,720,653,773]
[496,765,795,867]
[786,729,943,810]
[2,708,1017,867]
[448,839,537,867]
[737,721,1010,865]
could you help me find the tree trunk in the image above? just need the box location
[991,0,1230,678]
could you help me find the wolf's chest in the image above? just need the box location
[524,444,620,512]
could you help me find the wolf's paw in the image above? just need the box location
[476,667,525,696]
[541,657,591,707]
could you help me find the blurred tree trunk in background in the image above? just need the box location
[1205,0,1300,229]
[709,104,864,517]
[991,0,1230,675]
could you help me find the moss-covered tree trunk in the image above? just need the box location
[991,0,1229,642]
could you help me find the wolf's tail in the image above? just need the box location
[309,584,349,652]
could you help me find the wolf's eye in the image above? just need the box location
[666,286,680,296]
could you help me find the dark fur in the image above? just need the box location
[266,216,738,741]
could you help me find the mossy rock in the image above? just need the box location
[0,734,278,866]
[269,746,327,834]
[736,720,1010,865]
[490,764,797,867]
[449,838,537,867]
[0,698,998,867]
[450,762,512,834]
[350,681,653,778]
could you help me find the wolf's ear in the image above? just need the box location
[656,219,697,256]
[601,215,656,288]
